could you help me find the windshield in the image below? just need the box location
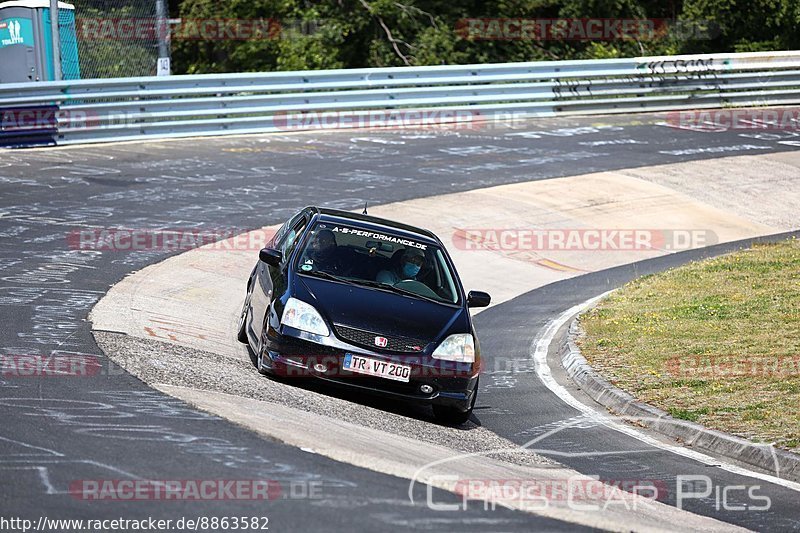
[295,222,461,305]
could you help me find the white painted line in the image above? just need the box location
[532,292,800,492]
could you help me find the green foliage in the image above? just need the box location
[679,0,799,53]
[169,0,797,73]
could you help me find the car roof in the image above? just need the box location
[308,207,441,245]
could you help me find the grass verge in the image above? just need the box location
[578,238,800,452]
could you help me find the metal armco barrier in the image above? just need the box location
[1,50,799,147]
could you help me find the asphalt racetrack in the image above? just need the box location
[1,114,799,530]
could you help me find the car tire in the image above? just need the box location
[433,379,478,425]
[236,282,253,344]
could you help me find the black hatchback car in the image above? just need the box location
[237,206,491,424]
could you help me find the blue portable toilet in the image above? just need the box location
[0,0,80,82]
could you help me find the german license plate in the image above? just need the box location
[343,353,411,382]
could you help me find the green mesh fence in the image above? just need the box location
[70,0,163,78]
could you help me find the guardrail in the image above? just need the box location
[2,50,800,147]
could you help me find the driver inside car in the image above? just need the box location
[377,247,425,284]
[303,229,346,274]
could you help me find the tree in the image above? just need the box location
[679,0,799,53]
[169,0,797,74]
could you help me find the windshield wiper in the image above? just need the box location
[353,279,444,304]
[301,271,446,304]
[299,269,358,286]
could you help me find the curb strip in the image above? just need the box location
[559,318,800,484]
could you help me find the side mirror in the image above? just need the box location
[259,247,282,267]
[467,291,491,308]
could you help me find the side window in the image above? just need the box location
[273,210,304,248]
[279,217,308,259]
[270,223,288,248]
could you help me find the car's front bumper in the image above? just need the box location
[261,324,479,412]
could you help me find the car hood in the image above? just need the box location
[296,275,468,344]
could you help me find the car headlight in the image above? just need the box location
[431,334,475,363]
[281,297,329,337]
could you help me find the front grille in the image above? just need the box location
[333,324,427,353]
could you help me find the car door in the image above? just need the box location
[250,211,310,341]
